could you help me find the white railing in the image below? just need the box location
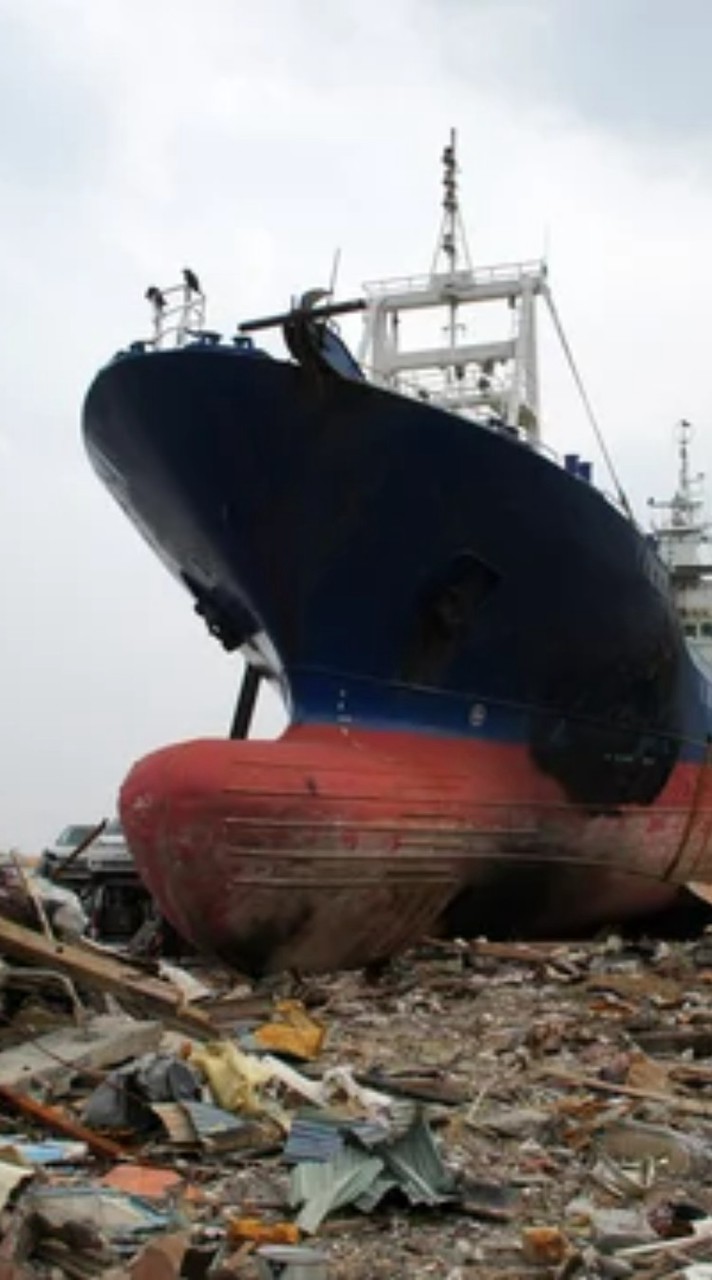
[363,259,546,298]
[146,277,206,349]
[361,358,557,455]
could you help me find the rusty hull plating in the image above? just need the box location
[119,725,705,976]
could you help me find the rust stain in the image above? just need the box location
[120,724,712,976]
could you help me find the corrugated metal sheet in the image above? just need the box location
[289,1114,456,1232]
[283,1110,390,1165]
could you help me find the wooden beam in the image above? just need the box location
[0,1084,127,1160]
[542,1067,712,1120]
[0,916,218,1037]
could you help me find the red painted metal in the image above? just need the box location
[119,725,712,974]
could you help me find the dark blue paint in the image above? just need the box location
[82,342,712,807]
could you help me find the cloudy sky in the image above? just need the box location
[1,0,711,850]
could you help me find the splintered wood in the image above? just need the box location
[0,916,260,1039]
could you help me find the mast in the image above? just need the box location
[678,418,694,520]
[359,131,547,438]
[649,421,712,660]
[649,420,709,583]
[432,129,473,367]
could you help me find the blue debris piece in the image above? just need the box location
[26,1186,181,1252]
[290,1112,458,1233]
[379,1115,457,1206]
[291,1146,386,1233]
[83,1052,201,1132]
[0,1139,87,1166]
[181,1100,274,1150]
[283,1110,390,1164]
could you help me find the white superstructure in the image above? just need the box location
[358,129,548,443]
[649,420,712,663]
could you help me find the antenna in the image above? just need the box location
[431,128,473,276]
[648,420,707,530]
[442,128,457,274]
[678,418,692,500]
[542,223,551,269]
[328,248,341,298]
[648,421,711,580]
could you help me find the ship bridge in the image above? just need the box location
[649,420,712,662]
[357,131,548,443]
[360,259,547,438]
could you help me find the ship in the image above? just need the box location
[82,133,712,974]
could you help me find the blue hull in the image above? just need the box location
[83,342,712,811]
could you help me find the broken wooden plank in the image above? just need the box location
[202,992,284,1031]
[629,1026,712,1058]
[469,940,572,966]
[669,1062,712,1086]
[585,971,682,1002]
[0,916,219,1037]
[0,1084,127,1160]
[618,1217,712,1260]
[0,1016,161,1094]
[356,1070,469,1107]
[541,1067,712,1120]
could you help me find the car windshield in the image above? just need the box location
[103,818,124,838]
[56,825,94,848]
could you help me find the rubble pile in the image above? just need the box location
[2,923,712,1276]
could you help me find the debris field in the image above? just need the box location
[1,914,712,1277]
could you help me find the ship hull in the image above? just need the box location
[121,724,699,974]
[82,342,712,971]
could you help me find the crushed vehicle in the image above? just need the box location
[38,819,156,946]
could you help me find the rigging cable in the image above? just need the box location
[544,288,634,523]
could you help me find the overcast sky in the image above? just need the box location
[1,0,711,850]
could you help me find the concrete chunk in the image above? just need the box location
[0,1015,161,1093]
